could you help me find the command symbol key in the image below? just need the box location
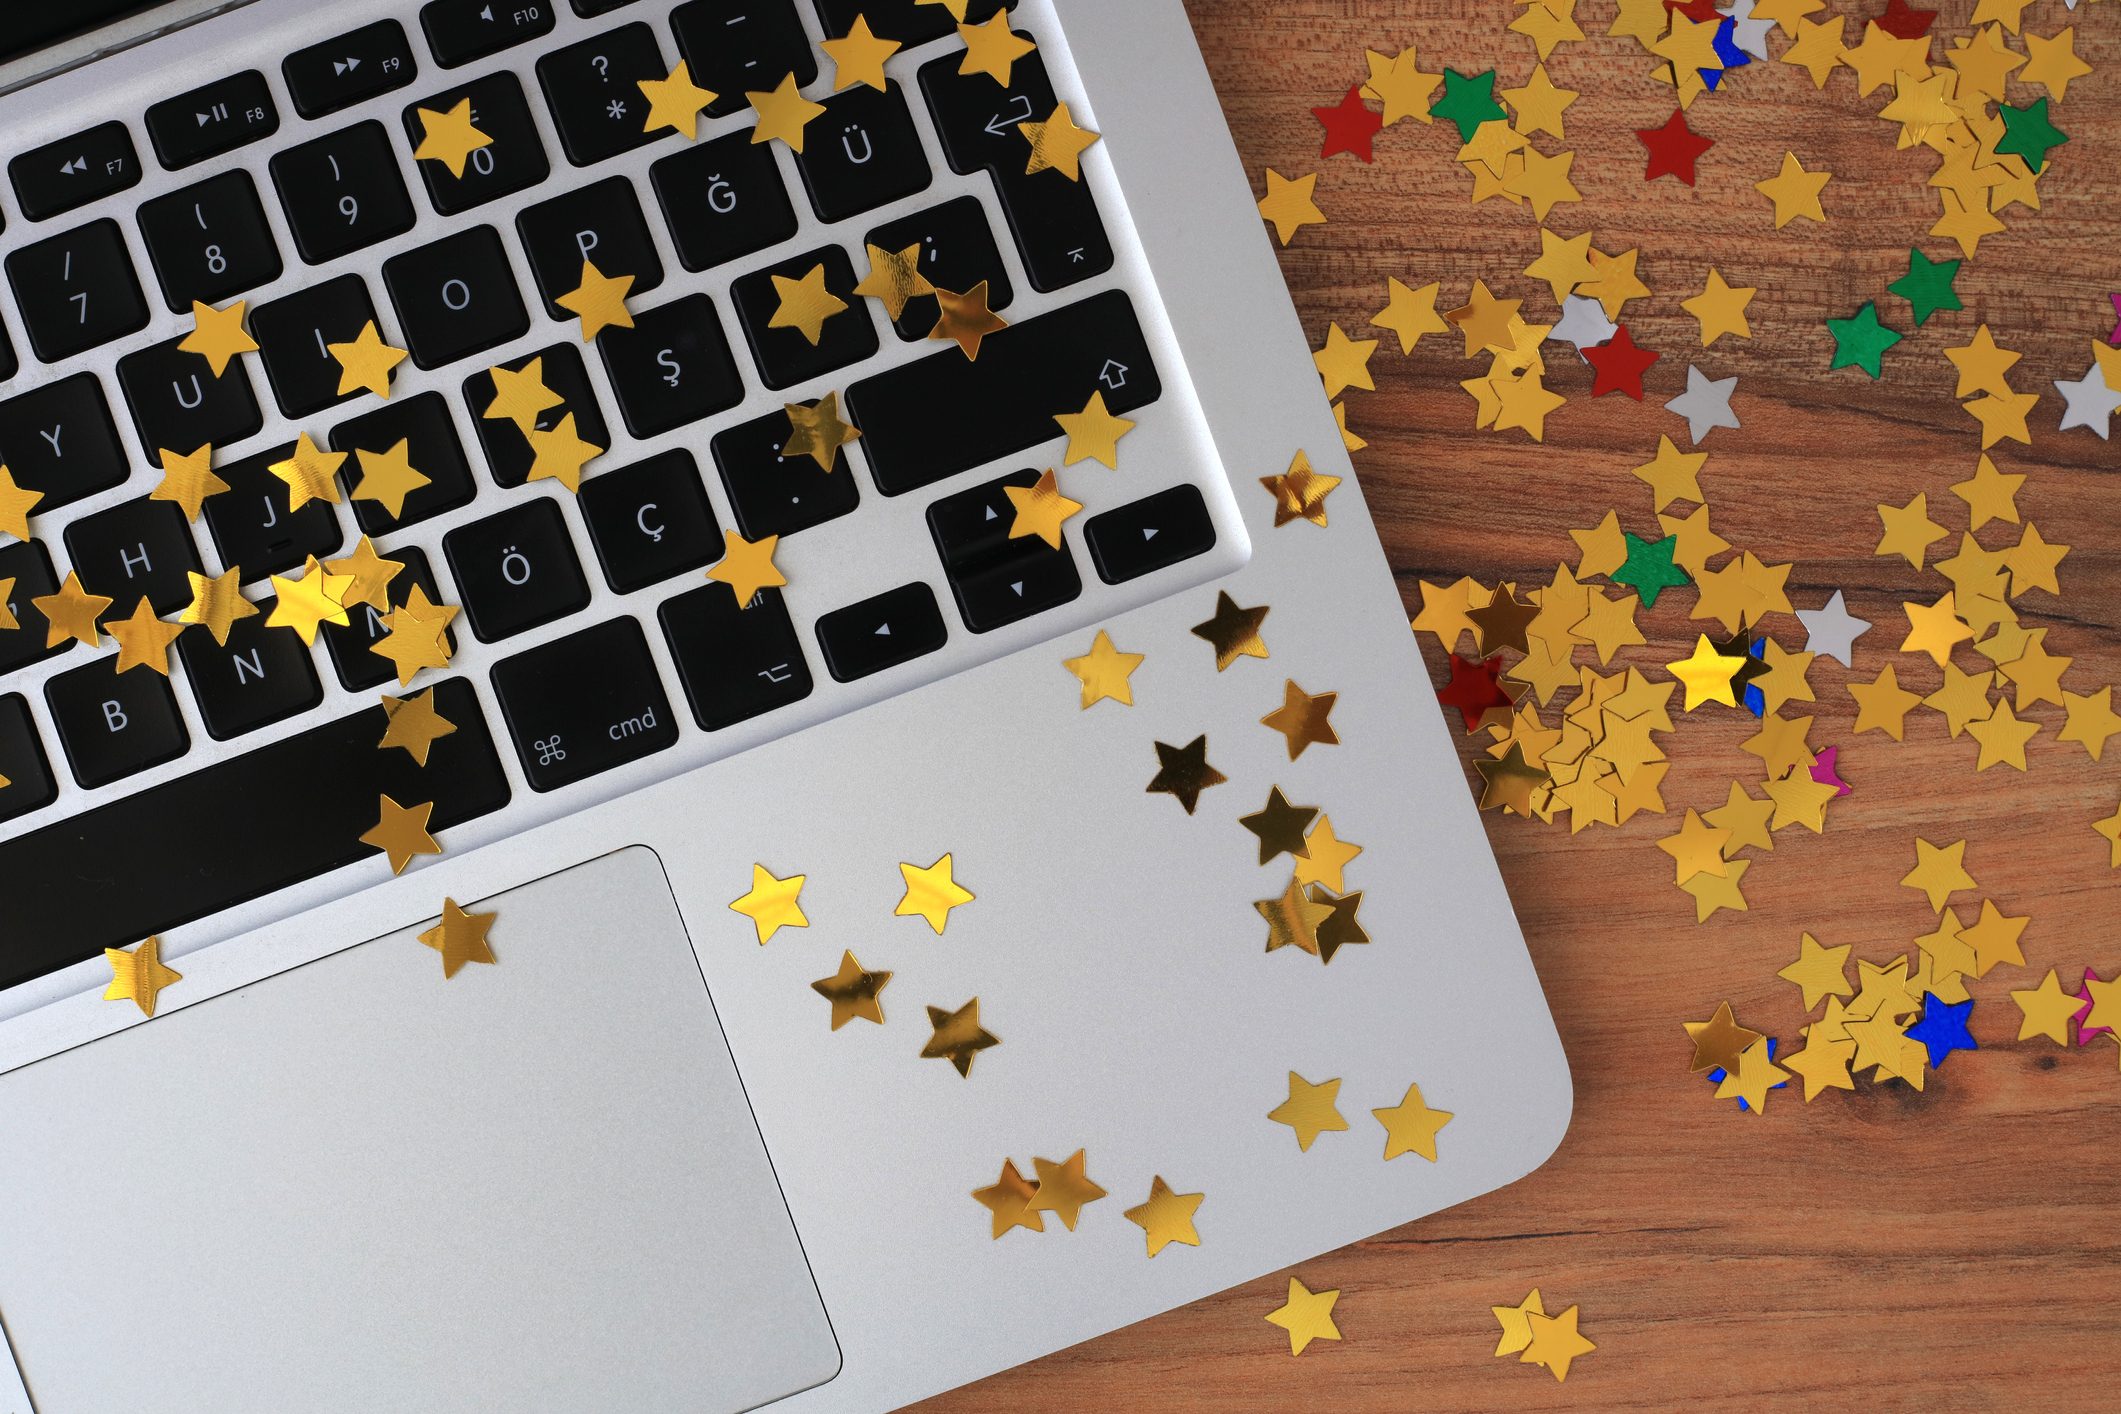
[490,616,678,792]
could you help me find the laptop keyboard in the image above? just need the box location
[0,0,1235,986]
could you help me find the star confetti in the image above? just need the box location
[729,863,807,944]
[1123,1177,1204,1258]
[1147,736,1226,814]
[1063,629,1142,708]
[922,998,999,1076]
[1260,449,1341,528]
[896,853,973,933]
[638,59,718,137]
[178,567,257,646]
[749,74,826,151]
[327,319,408,398]
[1372,1081,1452,1161]
[379,689,457,765]
[556,260,637,342]
[1827,302,1901,379]
[929,281,1009,358]
[104,936,181,1018]
[1754,151,1830,227]
[411,98,491,177]
[769,263,849,345]
[1257,169,1327,245]
[417,899,497,978]
[1191,590,1270,670]
[707,530,787,606]
[1261,679,1339,759]
[106,597,185,676]
[1269,1072,1349,1150]
[1019,102,1099,179]
[783,392,862,472]
[1313,84,1383,162]
[811,950,890,1029]
[1637,107,1713,184]
[360,794,442,874]
[349,439,431,519]
[957,13,1034,85]
[176,299,257,377]
[1004,468,1082,548]
[1664,364,1741,442]
[1053,390,1136,468]
[1265,1278,1342,1356]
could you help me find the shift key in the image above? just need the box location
[489,617,679,792]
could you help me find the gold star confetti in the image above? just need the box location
[33,571,110,649]
[1191,590,1269,670]
[783,393,861,472]
[1902,837,1975,914]
[1053,390,1136,468]
[1632,435,1709,512]
[2059,688,2121,761]
[266,555,352,645]
[1681,268,1755,346]
[325,537,403,614]
[922,998,999,1077]
[556,260,636,342]
[929,280,1008,358]
[1003,469,1080,549]
[1900,593,1973,667]
[1256,1279,1347,1366]
[916,0,969,19]
[1148,735,1226,814]
[896,853,973,933]
[1656,808,1731,885]
[371,586,458,684]
[1521,1302,1596,1381]
[1269,1072,1348,1150]
[104,936,181,1017]
[526,411,604,493]
[1124,1177,1203,1258]
[1959,898,2029,976]
[1260,679,1339,760]
[1372,279,1451,362]
[1684,1000,1762,1072]
[1754,151,1830,227]
[729,863,807,944]
[417,899,497,978]
[1493,1289,1545,1357]
[106,596,185,676]
[748,74,826,151]
[1363,44,1441,123]
[1313,322,1377,399]
[637,59,717,139]
[176,567,256,646]
[2096,801,2121,868]
[412,98,491,178]
[1020,101,1098,179]
[349,438,430,519]
[1967,698,2040,771]
[485,357,564,436]
[811,950,890,1029]
[2010,968,2082,1044]
[1020,1150,1103,1230]
[769,263,849,345]
[820,17,899,93]
[1294,816,1362,891]
[707,530,787,606]
[327,319,407,399]
[1257,168,1326,245]
[176,298,257,377]
[1259,450,1340,528]
[1780,932,1853,1009]
[1668,634,1744,710]
[1255,873,1333,955]
[957,13,1033,84]
[379,689,457,765]
[854,241,933,320]
[972,1159,1043,1238]
[1372,1081,1452,1161]
[1241,786,1318,864]
[1784,1029,1858,1101]
[1718,1036,1792,1113]
[0,464,42,541]
[1849,664,1922,740]
[268,432,346,512]
[1062,629,1142,708]
[143,444,223,523]
[360,794,442,874]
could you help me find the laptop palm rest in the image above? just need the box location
[0,846,839,1414]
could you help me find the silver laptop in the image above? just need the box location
[0,1,1571,1408]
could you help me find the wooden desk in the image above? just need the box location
[921,1,2120,1407]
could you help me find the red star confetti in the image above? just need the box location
[1583,326,1660,399]
[1313,84,1383,162]
[1635,107,1714,184]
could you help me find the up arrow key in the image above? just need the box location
[1097,359,1129,391]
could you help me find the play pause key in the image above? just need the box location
[145,71,279,170]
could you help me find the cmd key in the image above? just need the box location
[10,121,140,221]
[490,616,678,791]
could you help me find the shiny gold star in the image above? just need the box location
[921,997,999,1077]
[269,432,347,512]
[916,0,969,17]
[2010,968,2082,1044]
[1062,629,1142,708]
[176,298,258,377]
[325,537,403,614]
[1268,1071,1349,1150]
[1901,593,1973,667]
[808,949,890,1030]
[1668,633,1745,709]
[896,853,974,933]
[149,443,228,522]
[1656,807,1731,884]
[971,1159,1043,1238]
[783,392,861,471]
[371,586,457,684]
[637,59,717,140]
[349,438,431,520]
[1147,735,1225,813]
[1191,590,1269,670]
[1265,1278,1342,1356]
[729,862,807,944]
[1257,168,1326,245]
[854,242,933,320]
[1255,873,1333,955]
[32,570,110,649]
[1373,1081,1452,1161]
[1521,1303,1596,1381]
[957,13,1034,84]
[1003,468,1081,549]
[417,898,497,978]
[820,16,900,92]
[929,280,1008,359]
[0,464,44,541]
[265,554,352,646]
[1124,1176,1203,1257]
[177,567,257,645]
[769,263,849,345]
[412,98,492,178]
[360,794,442,874]
[104,936,182,1017]
[1309,883,1368,963]
[1241,786,1319,863]
[106,596,186,676]
[1259,449,1341,528]
[1292,815,1362,891]
[1020,101,1099,180]
[1493,1289,1546,1357]
[327,319,407,399]
[1260,679,1338,760]
[707,530,787,607]
[526,411,604,492]
[1779,932,1853,1009]
[1053,390,1136,468]
[748,73,827,151]
[556,260,636,342]
[1684,1000,1763,1072]
[379,688,457,765]
[484,357,564,437]
[1025,1149,1104,1228]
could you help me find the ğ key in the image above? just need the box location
[792,83,932,224]
[649,131,798,273]
[846,289,1157,494]
[535,22,670,168]
[810,0,1008,44]
[320,546,452,692]
[145,70,279,171]
[45,656,190,790]
[0,541,66,675]
[5,219,149,362]
[1083,483,1216,585]
[0,677,507,985]
[813,581,946,682]
[271,121,418,265]
[0,373,129,513]
[670,0,818,119]
[251,273,382,419]
[728,247,878,391]
[331,392,478,534]
[9,121,140,222]
[401,73,549,216]
[201,441,345,583]
[658,584,811,730]
[421,0,556,68]
[0,693,58,826]
[62,498,202,616]
[926,469,1079,632]
[442,497,591,642]
[176,593,323,740]
[597,294,745,437]
[136,170,285,312]
[489,616,678,791]
[283,20,419,118]
[115,333,264,458]
[578,449,722,593]
[463,343,609,488]
[865,195,1011,341]
[709,402,861,540]
[516,175,666,319]
[383,225,530,370]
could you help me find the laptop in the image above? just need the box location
[0,0,1571,1409]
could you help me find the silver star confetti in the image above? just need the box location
[1795,590,1872,667]
[2054,366,2121,439]
[1551,294,1618,355]
[1665,364,1741,444]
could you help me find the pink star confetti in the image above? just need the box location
[1809,745,1851,797]
[2073,968,2113,1046]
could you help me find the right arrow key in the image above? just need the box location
[1084,484,1218,586]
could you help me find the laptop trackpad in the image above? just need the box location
[0,846,840,1414]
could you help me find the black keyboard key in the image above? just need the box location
[176,594,322,739]
[991,157,1111,293]
[46,657,188,789]
[116,333,264,457]
[574,0,641,12]
[710,403,860,540]
[0,693,58,825]
[812,0,1007,44]
[866,195,1010,341]
[271,122,419,265]
[10,121,140,222]
[422,0,558,67]
[848,289,1156,494]
[794,83,932,223]
[252,274,381,419]
[145,70,279,171]
[650,131,798,273]
[6,219,149,361]
[136,170,284,312]
[815,581,945,682]
[62,499,201,616]
[0,374,128,513]
[321,546,451,692]
[464,344,608,488]
[0,541,66,674]
[516,176,665,319]
[659,584,810,730]
[671,0,818,119]
[579,449,721,592]
[0,678,507,984]
[729,247,878,391]
[403,73,549,216]
[1084,483,1216,585]
[927,469,1079,631]
[383,225,530,369]
[598,293,744,436]
[201,442,344,583]
[443,497,590,642]
[490,617,677,791]
[0,322,15,384]
[536,22,669,167]
[332,392,478,533]
[284,20,419,118]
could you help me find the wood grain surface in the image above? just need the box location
[917,1,2121,1407]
